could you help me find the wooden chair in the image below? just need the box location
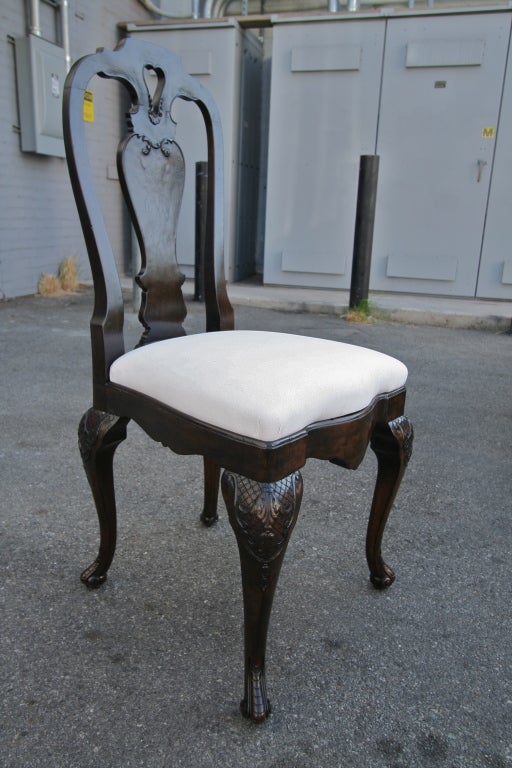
[63,38,413,722]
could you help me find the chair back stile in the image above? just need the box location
[62,38,233,410]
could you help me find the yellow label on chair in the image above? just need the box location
[83,90,94,123]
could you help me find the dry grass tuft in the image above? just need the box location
[59,257,79,292]
[38,257,80,297]
[344,300,375,324]
[38,273,65,297]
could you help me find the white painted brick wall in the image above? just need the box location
[0,0,153,297]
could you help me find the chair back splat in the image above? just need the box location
[63,38,233,408]
[63,38,413,724]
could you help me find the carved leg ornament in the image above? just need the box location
[222,470,304,722]
[367,415,413,589]
[200,458,220,527]
[78,408,128,588]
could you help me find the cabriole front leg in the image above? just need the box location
[367,415,413,589]
[78,408,128,588]
[222,470,303,722]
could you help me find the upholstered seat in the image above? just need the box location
[63,37,413,723]
[110,331,408,442]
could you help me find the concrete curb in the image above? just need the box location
[116,280,512,332]
[369,306,512,332]
[221,291,512,333]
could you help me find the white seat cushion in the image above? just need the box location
[109,331,407,442]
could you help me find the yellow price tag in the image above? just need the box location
[83,90,94,123]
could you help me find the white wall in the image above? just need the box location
[0,0,153,298]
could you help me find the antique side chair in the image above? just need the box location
[63,38,413,723]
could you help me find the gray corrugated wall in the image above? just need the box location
[0,0,153,298]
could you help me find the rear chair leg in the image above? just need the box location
[222,470,303,722]
[200,458,220,526]
[367,415,413,589]
[78,408,128,588]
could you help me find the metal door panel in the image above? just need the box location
[477,21,512,299]
[372,13,511,297]
[264,19,385,288]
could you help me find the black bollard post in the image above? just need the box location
[349,155,379,309]
[194,161,208,302]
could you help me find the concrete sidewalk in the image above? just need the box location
[123,278,512,332]
[224,282,512,332]
[1,289,511,768]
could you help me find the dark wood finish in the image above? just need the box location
[120,133,188,346]
[62,37,234,412]
[222,471,303,721]
[63,38,413,722]
[105,383,406,483]
[367,416,414,588]
[78,408,129,588]
[200,458,220,527]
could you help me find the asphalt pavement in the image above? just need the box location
[1,288,511,768]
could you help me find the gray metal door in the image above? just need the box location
[477,20,512,300]
[263,19,385,289]
[372,12,511,297]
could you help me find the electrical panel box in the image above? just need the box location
[263,8,512,298]
[14,35,66,158]
[477,18,512,300]
[371,12,511,298]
